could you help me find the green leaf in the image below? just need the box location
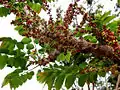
[1,69,22,88]
[26,44,34,50]
[1,76,9,88]
[65,74,76,89]
[117,36,120,41]
[7,57,15,67]
[100,11,111,21]
[98,71,106,77]
[118,0,120,7]
[57,53,65,62]
[78,74,88,87]
[28,3,41,13]
[19,29,27,35]
[103,16,116,24]
[46,73,56,90]
[21,37,32,44]
[15,25,23,31]
[2,69,34,89]
[0,7,10,17]
[65,51,71,62]
[88,72,97,83]
[84,35,97,43]
[27,71,34,80]
[55,74,65,90]
[34,39,39,44]
[0,55,8,69]
[32,0,43,5]
[0,40,15,51]
[37,71,49,83]
[79,62,87,69]
[0,48,9,54]
[107,21,118,32]
[14,57,27,68]
[17,42,24,49]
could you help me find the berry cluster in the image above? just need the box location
[101,26,120,57]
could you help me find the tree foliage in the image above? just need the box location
[0,0,120,90]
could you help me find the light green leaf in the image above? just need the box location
[15,25,23,31]
[84,35,97,43]
[57,53,65,62]
[21,37,32,44]
[100,11,111,21]
[28,3,41,13]
[107,21,118,32]
[103,16,116,24]
[65,51,71,62]
[26,44,34,50]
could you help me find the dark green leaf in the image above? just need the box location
[89,72,97,83]
[27,71,34,80]
[0,7,10,17]
[55,74,65,90]
[0,48,9,54]
[7,57,15,66]
[34,39,39,44]
[78,74,88,87]
[46,73,56,90]
[32,0,43,5]
[98,71,106,77]
[79,62,87,69]
[0,55,8,69]
[65,74,76,89]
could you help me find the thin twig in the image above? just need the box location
[27,64,40,72]
[115,74,120,90]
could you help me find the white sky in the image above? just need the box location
[0,0,118,90]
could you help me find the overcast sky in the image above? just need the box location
[0,0,118,90]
